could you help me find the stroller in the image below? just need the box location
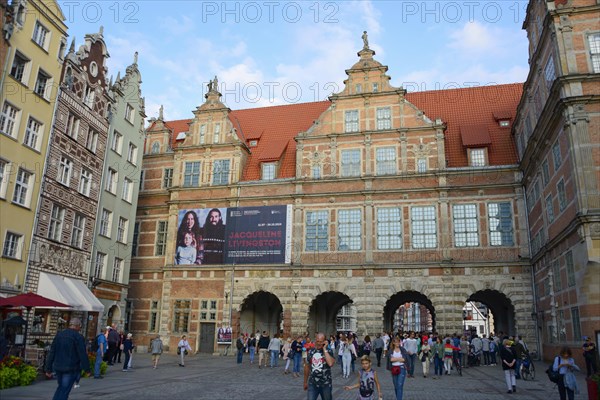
[467,346,481,367]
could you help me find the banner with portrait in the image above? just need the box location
[175,205,292,265]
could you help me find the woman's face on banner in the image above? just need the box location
[186,213,195,229]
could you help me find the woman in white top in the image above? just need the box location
[389,338,407,400]
[342,335,358,379]
[177,335,192,367]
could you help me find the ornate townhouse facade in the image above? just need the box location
[130,41,536,354]
[514,0,600,363]
[0,0,67,298]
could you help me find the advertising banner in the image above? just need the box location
[175,205,292,265]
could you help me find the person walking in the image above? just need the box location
[362,335,372,358]
[342,335,357,379]
[44,318,91,400]
[443,339,459,375]
[489,337,497,366]
[304,332,335,400]
[291,335,303,378]
[554,346,580,400]
[282,337,292,374]
[178,335,192,367]
[150,335,163,369]
[257,331,270,369]
[418,340,431,378]
[482,334,490,366]
[431,336,444,379]
[373,333,384,367]
[269,333,282,368]
[344,355,382,400]
[113,330,124,364]
[583,336,598,377]
[403,332,418,378]
[236,333,245,364]
[104,324,119,365]
[93,327,107,379]
[459,335,469,368]
[499,339,517,394]
[122,333,134,372]
[387,338,408,400]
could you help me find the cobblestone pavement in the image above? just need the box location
[2,352,589,400]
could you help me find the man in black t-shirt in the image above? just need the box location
[304,332,335,400]
[257,331,270,368]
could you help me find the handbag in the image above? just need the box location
[177,347,181,355]
[391,365,401,376]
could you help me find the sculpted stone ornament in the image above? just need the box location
[362,31,369,49]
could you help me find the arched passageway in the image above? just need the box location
[239,291,282,336]
[308,291,352,336]
[467,290,515,336]
[383,291,435,333]
[107,305,120,327]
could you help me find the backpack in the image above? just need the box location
[236,338,244,350]
[91,334,102,352]
[545,356,561,383]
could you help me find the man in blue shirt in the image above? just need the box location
[95,327,107,379]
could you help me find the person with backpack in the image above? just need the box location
[500,339,517,394]
[247,335,256,364]
[236,333,245,364]
[553,346,580,400]
[93,327,107,379]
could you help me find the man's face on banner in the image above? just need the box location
[209,210,221,225]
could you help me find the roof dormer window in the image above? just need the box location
[261,162,277,181]
[468,148,487,167]
[499,120,510,127]
[249,140,258,147]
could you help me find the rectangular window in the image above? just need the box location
[111,131,123,154]
[341,149,361,177]
[372,83,378,92]
[173,300,191,333]
[552,260,562,291]
[99,208,112,237]
[163,168,173,188]
[355,84,362,94]
[542,160,550,186]
[156,221,168,256]
[557,180,567,211]
[376,147,396,175]
[57,156,72,186]
[105,168,118,194]
[552,141,562,171]
[565,251,575,287]
[10,52,29,83]
[544,56,556,91]
[149,301,159,332]
[417,158,427,173]
[453,204,479,247]
[65,113,79,140]
[34,70,50,98]
[184,161,201,187]
[344,110,359,133]
[71,214,85,248]
[48,204,65,241]
[262,162,276,181]
[488,202,514,246]
[338,209,361,251]
[112,258,123,282]
[13,168,32,206]
[79,168,92,196]
[122,178,133,202]
[213,123,221,143]
[127,143,138,165]
[212,159,230,185]
[32,21,49,48]
[199,124,206,144]
[589,33,600,73]
[469,148,486,167]
[117,217,128,243]
[24,117,42,150]
[139,171,144,190]
[571,307,581,341]
[125,104,135,123]
[312,165,321,180]
[0,160,8,198]
[305,210,328,251]
[1,102,20,138]
[411,206,437,249]
[377,207,402,250]
[86,129,98,152]
[83,86,95,108]
[2,232,23,259]
[376,107,391,130]
[545,195,555,222]
[132,222,140,257]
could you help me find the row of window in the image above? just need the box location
[170,299,218,333]
[92,251,123,282]
[110,130,138,162]
[9,50,53,100]
[1,101,47,152]
[98,208,130,244]
[0,161,34,208]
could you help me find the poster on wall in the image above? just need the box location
[217,326,232,344]
[175,205,292,265]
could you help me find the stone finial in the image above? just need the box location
[158,105,164,120]
[213,75,218,90]
[69,38,76,53]
[99,25,104,35]
[362,31,369,49]
[133,51,138,64]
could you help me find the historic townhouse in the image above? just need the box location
[130,39,535,354]
[0,0,67,298]
[24,30,108,340]
[91,53,145,331]
[514,0,600,363]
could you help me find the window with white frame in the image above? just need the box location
[261,162,276,181]
[125,104,135,123]
[542,160,550,186]
[34,70,50,99]
[48,204,65,241]
[122,178,133,202]
[376,107,392,130]
[65,113,79,139]
[70,213,85,248]
[372,82,379,92]
[57,156,72,186]
[111,131,123,154]
[112,258,123,282]
[545,195,555,222]
[213,123,221,143]
[131,222,140,257]
[341,149,361,177]
[105,168,118,194]
[0,160,8,198]
[183,161,201,187]
[305,210,328,251]
[149,300,159,332]
[199,124,206,144]
[377,207,402,250]
[155,221,168,256]
[163,168,173,188]
[127,143,137,165]
[12,168,32,207]
[417,158,427,173]
[86,129,98,152]
[10,51,30,84]
[589,33,600,73]
[557,179,567,211]
[1,102,20,138]
[2,232,23,259]
[212,159,230,185]
[544,56,556,91]
[344,110,359,133]
[173,300,191,333]
[453,204,479,247]
[93,252,105,278]
[376,147,396,175]
[488,202,514,246]
[99,208,112,237]
[337,209,361,251]
[32,21,50,49]
[312,165,321,180]
[24,117,42,150]
[411,206,437,248]
[552,141,562,171]
[469,148,486,167]
[117,217,128,243]
[79,168,91,196]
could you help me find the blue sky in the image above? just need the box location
[60,1,530,121]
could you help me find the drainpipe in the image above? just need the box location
[523,188,542,360]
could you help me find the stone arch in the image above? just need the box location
[238,290,283,336]
[107,304,121,327]
[383,291,435,332]
[307,291,353,336]
[467,289,515,336]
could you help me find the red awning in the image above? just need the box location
[0,292,70,309]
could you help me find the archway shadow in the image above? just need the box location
[467,289,515,336]
[383,291,435,333]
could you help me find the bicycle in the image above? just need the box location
[520,353,535,380]
[452,352,462,376]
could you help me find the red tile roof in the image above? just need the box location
[460,125,491,147]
